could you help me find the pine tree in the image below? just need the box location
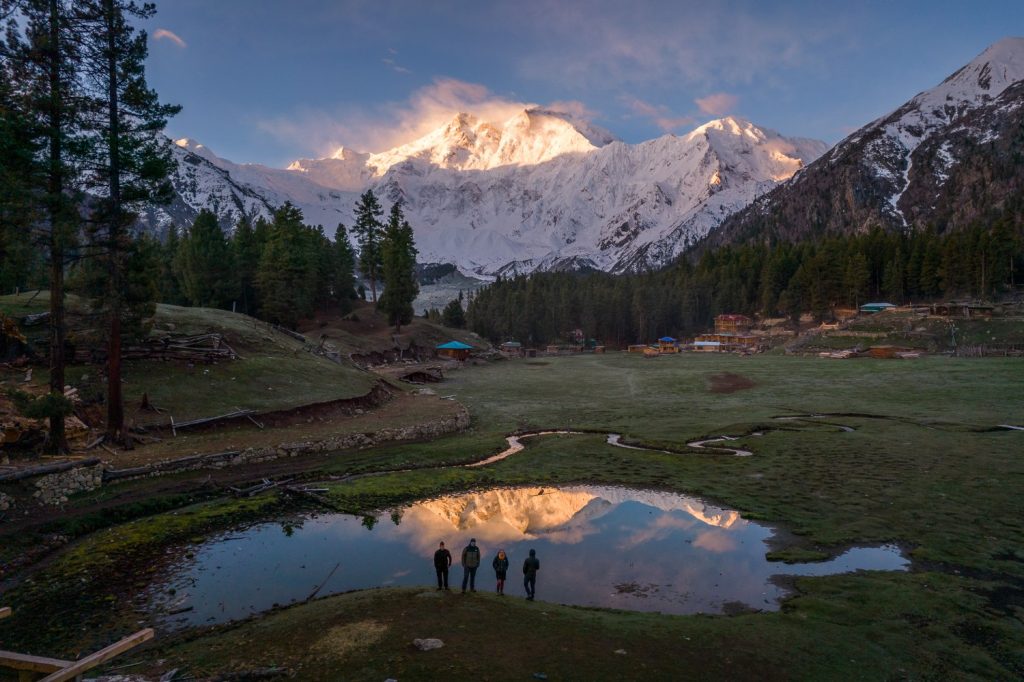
[77,0,180,443]
[255,203,316,327]
[175,209,235,308]
[352,189,384,302]
[843,252,869,308]
[378,201,418,332]
[3,0,93,453]
[232,217,261,315]
[333,223,357,312]
[158,224,185,304]
[442,292,466,328]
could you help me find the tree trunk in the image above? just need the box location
[103,0,126,444]
[48,245,67,452]
[45,0,67,455]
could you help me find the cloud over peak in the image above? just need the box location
[695,92,739,116]
[152,28,186,48]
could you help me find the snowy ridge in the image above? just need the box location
[832,37,1024,223]
[156,108,825,275]
[707,37,1024,249]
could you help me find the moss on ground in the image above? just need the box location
[2,353,1022,679]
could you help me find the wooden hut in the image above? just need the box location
[859,302,895,314]
[436,340,472,361]
[658,336,679,354]
[714,314,753,334]
[500,341,524,357]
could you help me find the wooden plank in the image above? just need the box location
[0,650,71,673]
[40,628,153,682]
[0,606,10,619]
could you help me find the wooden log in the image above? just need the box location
[0,458,101,483]
[172,409,256,430]
[20,311,50,326]
[40,628,154,682]
[0,606,10,619]
[103,449,242,481]
[0,650,71,674]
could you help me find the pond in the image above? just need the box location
[151,486,907,626]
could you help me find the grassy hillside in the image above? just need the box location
[1,293,380,424]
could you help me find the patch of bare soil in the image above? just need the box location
[708,372,757,394]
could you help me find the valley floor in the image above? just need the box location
[1,353,1023,680]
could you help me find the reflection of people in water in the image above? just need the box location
[523,548,540,601]
[461,538,481,593]
[433,541,452,590]
[492,549,510,595]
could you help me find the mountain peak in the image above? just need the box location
[174,137,223,165]
[925,36,1024,109]
[363,106,605,174]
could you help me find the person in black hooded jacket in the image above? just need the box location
[523,548,540,600]
[433,541,452,590]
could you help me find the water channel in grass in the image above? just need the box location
[150,486,908,626]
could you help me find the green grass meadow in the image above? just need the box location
[2,352,1022,680]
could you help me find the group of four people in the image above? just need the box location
[433,539,541,600]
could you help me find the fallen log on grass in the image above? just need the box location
[0,458,101,483]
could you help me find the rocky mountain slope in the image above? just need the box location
[154,109,825,275]
[706,37,1024,249]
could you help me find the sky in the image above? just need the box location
[141,0,1024,167]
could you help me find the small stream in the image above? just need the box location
[150,485,907,627]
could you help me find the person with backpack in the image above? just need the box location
[492,549,510,595]
[461,538,481,593]
[433,541,452,590]
[523,548,540,600]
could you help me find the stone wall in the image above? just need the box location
[10,405,471,509]
[107,405,472,481]
[33,464,104,505]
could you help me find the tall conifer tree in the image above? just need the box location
[379,201,418,332]
[3,0,91,452]
[352,189,384,303]
[77,0,179,443]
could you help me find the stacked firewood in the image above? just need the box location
[71,333,240,363]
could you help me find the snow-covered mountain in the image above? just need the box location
[708,37,1024,247]
[154,107,825,275]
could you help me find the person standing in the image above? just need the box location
[461,538,481,593]
[433,541,452,590]
[523,548,540,601]
[492,549,510,595]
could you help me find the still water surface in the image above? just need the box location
[152,486,907,625]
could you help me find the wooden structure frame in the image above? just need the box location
[0,608,153,682]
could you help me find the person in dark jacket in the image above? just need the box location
[492,549,510,595]
[433,541,452,590]
[523,548,540,600]
[461,538,481,593]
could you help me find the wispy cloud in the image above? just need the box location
[621,97,693,132]
[152,28,186,49]
[511,1,842,90]
[257,78,549,157]
[695,92,739,116]
[382,48,413,75]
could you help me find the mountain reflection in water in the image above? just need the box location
[153,486,907,626]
